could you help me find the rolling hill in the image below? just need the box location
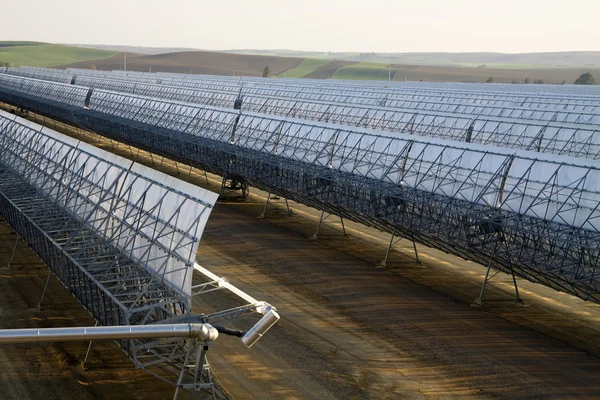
[0,42,594,84]
[223,49,600,69]
[0,41,118,67]
[60,51,600,84]
[63,50,304,77]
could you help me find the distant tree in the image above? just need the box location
[534,78,544,84]
[524,77,530,84]
[478,64,487,68]
[262,65,271,78]
[511,80,519,84]
[561,80,566,85]
[485,76,494,83]
[0,61,9,67]
[574,72,595,85]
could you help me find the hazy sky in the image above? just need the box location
[2,0,599,53]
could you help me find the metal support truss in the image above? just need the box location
[258,192,292,219]
[1,81,599,306]
[218,175,249,200]
[0,112,222,397]
[472,263,525,307]
[6,233,19,269]
[380,228,420,267]
[81,321,99,370]
[311,207,347,240]
[37,270,52,310]
[471,241,525,307]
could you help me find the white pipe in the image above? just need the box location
[241,309,280,348]
[194,263,261,307]
[0,323,218,344]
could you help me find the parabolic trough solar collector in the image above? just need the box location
[0,73,598,305]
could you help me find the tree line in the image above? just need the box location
[485,72,595,85]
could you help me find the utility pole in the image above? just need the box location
[124,51,127,72]
[388,47,392,82]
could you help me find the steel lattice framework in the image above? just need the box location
[1,73,600,160]
[0,110,228,396]
[0,79,598,305]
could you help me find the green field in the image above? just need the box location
[0,42,118,67]
[277,58,330,78]
[332,62,396,80]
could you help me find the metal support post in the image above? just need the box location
[411,234,421,264]
[380,230,420,267]
[194,345,206,387]
[312,209,347,239]
[258,193,272,219]
[311,208,327,240]
[218,175,227,198]
[259,193,292,219]
[511,268,522,302]
[473,256,496,307]
[37,271,52,310]
[173,340,196,400]
[472,243,525,307]
[7,235,19,269]
[81,321,99,370]
[380,229,399,267]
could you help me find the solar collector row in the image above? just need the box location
[0,76,597,303]
[2,73,599,161]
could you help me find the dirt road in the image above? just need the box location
[191,194,600,400]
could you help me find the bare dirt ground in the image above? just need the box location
[191,186,600,400]
[1,107,600,399]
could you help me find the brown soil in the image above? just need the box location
[60,51,304,77]
[1,106,600,400]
